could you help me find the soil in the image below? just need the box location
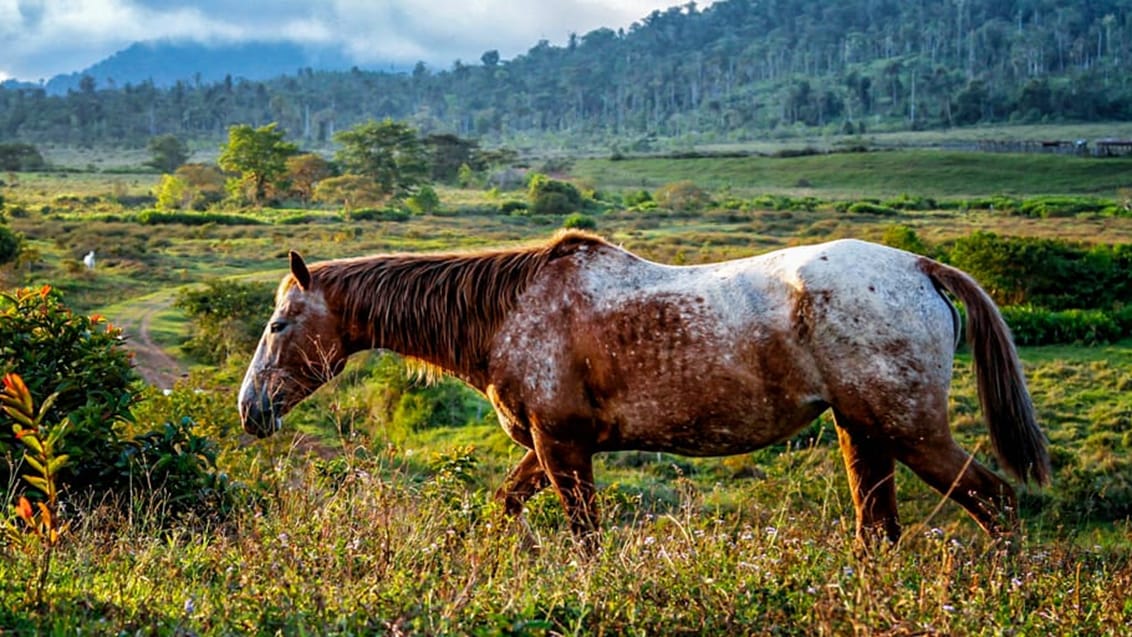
[111,293,186,390]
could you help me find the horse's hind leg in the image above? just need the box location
[494,449,551,549]
[896,432,1018,537]
[833,411,902,546]
[495,449,550,516]
[530,428,599,551]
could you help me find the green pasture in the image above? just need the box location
[1,144,1131,633]
[574,150,1132,199]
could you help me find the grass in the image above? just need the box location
[573,150,1132,199]
[2,144,1132,633]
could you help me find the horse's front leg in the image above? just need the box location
[531,428,599,553]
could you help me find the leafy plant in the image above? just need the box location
[0,287,137,489]
[527,173,584,215]
[117,416,238,521]
[175,279,275,365]
[1,373,70,607]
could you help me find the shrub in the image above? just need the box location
[1002,306,1124,346]
[0,143,47,171]
[1017,195,1116,218]
[563,213,597,230]
[0,224,22,266]
[947,232,1131,310]
[882,194,937,211]
[175,279,276,365]
[654,180,711,213]
[846,201,900,216]
[0,287,138,489]
[405,185,441,215]
[880,225,931,256]
[498,200,528,215]
[345,207,410,222]
[527,173,584,215]
[623,190,653,207]
[136,209,260,225]
[117,416,239,521]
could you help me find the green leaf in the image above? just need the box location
[47,454,69,475]
[24,455,46,475]
[23,475,49,492]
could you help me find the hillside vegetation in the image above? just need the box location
[4,0,1132,148]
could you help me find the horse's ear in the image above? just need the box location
[290,250,311,291]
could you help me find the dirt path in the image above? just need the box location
[110,292,187,390]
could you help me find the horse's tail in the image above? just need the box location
[918,258,1052,486]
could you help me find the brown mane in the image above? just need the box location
[306,230,608,380]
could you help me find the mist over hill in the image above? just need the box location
[2,0,1131,149]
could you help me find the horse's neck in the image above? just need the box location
[334,255,506,388]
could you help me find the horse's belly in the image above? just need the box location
[608,398,827,457]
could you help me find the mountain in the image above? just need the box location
[38,40,408,95]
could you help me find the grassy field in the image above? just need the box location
[2,145,1131,634]
[574,150,1132,199]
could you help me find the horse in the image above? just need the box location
[238,230,1050,548]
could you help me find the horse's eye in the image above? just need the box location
[269,321,287,334]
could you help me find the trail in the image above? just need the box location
[109,291,186,390]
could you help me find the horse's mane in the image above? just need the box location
[307,230,609,378]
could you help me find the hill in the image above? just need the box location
[2,0,1131,148]
[35,40,401,95]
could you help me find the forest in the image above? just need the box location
[3,0,1132,148]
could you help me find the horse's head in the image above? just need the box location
[238,251,349,437]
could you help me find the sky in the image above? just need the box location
[0,0,715,82]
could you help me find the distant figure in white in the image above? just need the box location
[83,250,96,270]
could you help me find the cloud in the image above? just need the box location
[0,0,713,82]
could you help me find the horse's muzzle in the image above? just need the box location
[238,386,283,438]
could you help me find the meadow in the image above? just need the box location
[1,147,1131,634]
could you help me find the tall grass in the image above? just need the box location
[2,443,1129,634]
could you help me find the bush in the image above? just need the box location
[880,225,931,256]
[947,232,1131,310]
[0,224,22,266]
[563,213,597,230]
[405,185,441,215]
[175,279,276,365]
[1017,195,1117,218]
[0,143,47,171]
[882,194,937,211]
[136,209,260,226]
[117,416,239,521]
[1002,306,1124,346]
[654,180,711,213]
[846,201,900,216]
[345,207,411,222]
[498,200,528,215]
[0,287,138,489]
[527,173,584,215]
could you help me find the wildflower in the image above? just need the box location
[643,536,656,546]
[183,598,196,615]
[942,604,956,613]
[765,526,778,537]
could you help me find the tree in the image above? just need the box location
[218,123,298,206]
[285,153,334,203]
[334,119,429,200]
[146,134,189,173]
[424,133,479,183]
[312,175,387,210]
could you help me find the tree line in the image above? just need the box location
[2,0,1131,149]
